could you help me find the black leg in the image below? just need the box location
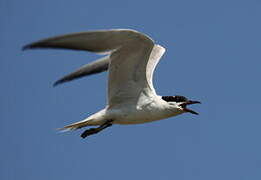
[80,120,113,138]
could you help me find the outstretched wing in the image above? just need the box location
[23,29,149,53]
[53,56,109,86]
[108,43,165,106]
[23,29,165,106]
[23,29,148,85]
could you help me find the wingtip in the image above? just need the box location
[22,44,31,51]
[53,79,66,87]
[53,81,59,87]
[22,42,46,51]
[22,43,41,50]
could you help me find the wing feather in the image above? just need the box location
[23,29,165,106]
[23,29,153,53]
[53,56,109,86]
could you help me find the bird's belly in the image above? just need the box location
[108,106,182,125]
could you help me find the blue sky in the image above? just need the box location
[1,0,261,179]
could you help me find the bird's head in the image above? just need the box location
[162,95,201,115]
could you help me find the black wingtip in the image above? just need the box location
[22,44,31,51]
[22,42,47,51]
[53,79,67,87]
[22,43,41,50]
[53,82,59,87]
[53,80,61,87]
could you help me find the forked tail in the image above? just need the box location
[58,119,92,132]
[58,109,106,132]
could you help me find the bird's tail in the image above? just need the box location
[58,119,92,132]
[58,110,106,132]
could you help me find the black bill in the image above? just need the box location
[180,100,201,115]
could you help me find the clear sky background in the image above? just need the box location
[1,0,261,179]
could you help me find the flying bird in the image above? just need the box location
[23,29,200,138]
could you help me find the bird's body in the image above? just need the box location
[23,29,200,138]
[84,96,183,126]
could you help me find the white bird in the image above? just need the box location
[23,29,200,138]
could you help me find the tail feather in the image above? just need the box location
[58,119,92,132]
[58,110,106,132]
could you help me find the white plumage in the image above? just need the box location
[24,29,200,138]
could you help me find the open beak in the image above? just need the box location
[180,100,201,115]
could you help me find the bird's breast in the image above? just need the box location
[107,102,182,125]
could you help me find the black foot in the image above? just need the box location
[81,128,101,138]
[81,121,113,139]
